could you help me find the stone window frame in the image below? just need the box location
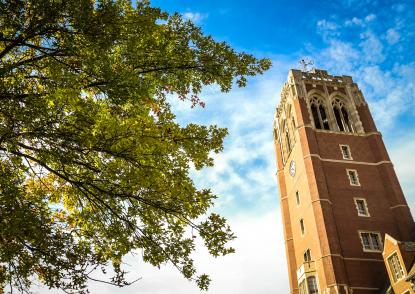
[339,144,353,160]
[387,251,406,283]
[353,197,370,217]
[358,230,383,253]
[347,169,360,186]
[305,89,364,134]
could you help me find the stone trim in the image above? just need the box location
[389,204,409,210]
[311,199,333,205]
[343,257,384,262]
[297,124,381,136]
[317,253,384,263]
[304,153,392,166]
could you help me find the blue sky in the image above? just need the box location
[38,1,415,293]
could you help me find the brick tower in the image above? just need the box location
[274,69,414,294]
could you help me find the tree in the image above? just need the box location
[0,1,271,293]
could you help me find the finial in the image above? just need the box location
[299,58,315,72]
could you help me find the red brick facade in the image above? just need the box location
[274,69,414,294]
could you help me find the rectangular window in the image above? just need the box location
[307,276,319,294]
[388,252,405,282]
[359,231,383,252]
[299,280,307,294]
[347,169,360,186]
[354,198,370,217]
[300,219,305,236]
[340,145,352,160]
[296,191,300,206]
[304,249,311,262]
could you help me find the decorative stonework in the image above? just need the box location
[275,68,366,134]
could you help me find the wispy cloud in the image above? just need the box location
[313,10,415,131]
[165,64,290,215]
[344,14,376,27]
[182,12,208,24]
[386,28,400,45]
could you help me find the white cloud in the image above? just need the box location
[317,19,338,31]
[386,28,400,45]
[344,14,376,27]
[364,14,376,22]
[318,40,359,72]
[182,12,208,24]
[359,31,384,63]
[345,17,363,27]
[162,61,292,215]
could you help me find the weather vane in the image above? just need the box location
[299,58,315,72]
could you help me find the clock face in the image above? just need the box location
[289,160,296,177]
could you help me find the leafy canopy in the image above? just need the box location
[0,0,271,293]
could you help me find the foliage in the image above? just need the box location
[0,0,271,293]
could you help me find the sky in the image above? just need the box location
[36,0,415,293]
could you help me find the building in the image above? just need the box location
[382,234,415,293]
[273,68,414,294]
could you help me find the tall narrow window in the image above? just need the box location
[285,125,292,152]
[300,219,305,236]
[388,253,404,282]
[319,104,330,130]
[333,106,344,131]
[296,191,300,206]
[304,249,311,262]
[341,107,354,132]
[307,276,318,294]
[310,97,330,131]
[340,145,352,160]
[347,169,360,186]
[359,231,383,251]
[311,104,322,129]
[354,198,370,217]
[332,98,355,133]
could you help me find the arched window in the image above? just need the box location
[309,97,330,130]
[332,98,354,133]
[307,276,318,294]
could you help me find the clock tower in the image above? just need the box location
[274,69,414,294]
